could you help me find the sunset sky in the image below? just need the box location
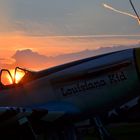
[0,0,140,70]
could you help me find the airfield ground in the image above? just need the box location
[1,122,140,139]
[82,123,140,140]
[36,122,140,139]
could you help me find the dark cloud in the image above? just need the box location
[10,43,140,70]
[0,43,139,70]
[12,49,48,69]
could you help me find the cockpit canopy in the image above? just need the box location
[0,67,35,88]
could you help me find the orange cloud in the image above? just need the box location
[0,41,140,71]
[0,34,140,57]
[0,33,140,70]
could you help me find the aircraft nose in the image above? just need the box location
[135,48,140,73]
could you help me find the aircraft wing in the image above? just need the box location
[0,102,80,127]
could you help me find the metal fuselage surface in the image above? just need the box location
[0,48,140,122]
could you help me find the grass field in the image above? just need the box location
[83,123,140,140]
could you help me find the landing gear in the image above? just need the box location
[17,117,114,140]
[18,117,37,140]
[45,125,77,140]
[91,117,114,140]
[63,125,77,140]
[18,116,78,140]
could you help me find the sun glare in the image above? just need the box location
[1,68,25,86]
[1,70,13,86]
[5,72,13,85]
[9,69,25,84]
[7,74,13,84]
[15,71,25,84]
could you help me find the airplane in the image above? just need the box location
[0,47,140,140]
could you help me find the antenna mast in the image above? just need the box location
[129,0,140,22]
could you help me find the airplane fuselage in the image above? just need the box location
[0,48,140,122]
